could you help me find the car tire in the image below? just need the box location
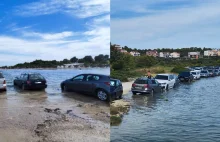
[166,85,169,90]
[118,95,122,99]
[22,84,26,90]
[13,81,16,86]
[96,89,108,101]
[132,91,137,95]
[173,83,176,88]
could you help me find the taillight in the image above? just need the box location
[104,82,110,86]
[132,83,136,87]
[3,80,6,84]
[144,84,148,88]
[27,81,31,84]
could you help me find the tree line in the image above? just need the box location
[1,54,109,69]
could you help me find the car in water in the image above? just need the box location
[208,69,215,77]
[190,70,200,80]
[0,72,7,91]
[110,78,123,101]
[200,70,209,78]
[178,71,194,82]
[214,69,220,76]
[155,74,176,90]
[61,74,110,101]
[131,77,162,95]
[14,73,47,90]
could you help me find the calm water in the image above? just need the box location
[111,77,220,142]
[0,68,110,95]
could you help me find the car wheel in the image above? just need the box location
[118,95,122,99]
[173,83,176,88]
[62,85,67,92]
[13,81,16,86]
[22,84,26,90]
[132,91,137,95]
[166,85,169,90]
[97,89,108,101]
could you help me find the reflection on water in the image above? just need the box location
[111,77,220,142]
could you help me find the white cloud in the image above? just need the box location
[22,31,76,40]
[111,0,220,49]
[15,0,110,18]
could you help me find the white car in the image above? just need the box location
[155,74,176,90]
[190,70,200,80]
[0,72,7,91]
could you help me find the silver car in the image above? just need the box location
[0,72,7,91]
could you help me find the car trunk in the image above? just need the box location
[28,75,46,87]
[132,80,148,91]
[0,74,6,88]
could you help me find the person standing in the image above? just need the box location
[147,71,153,79]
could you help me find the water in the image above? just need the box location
[111,77,220,142]
[0,68,110,95]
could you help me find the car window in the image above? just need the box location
[134,79,148,84]
[110,80,115,86]
[155,75,168,80]
[148,80,152,84]
[23,75,28,80]
[116,80,121,86]
[86,75,100,81]
[29,74,44,80]
[151,80,157,84]
[73,75,84,81]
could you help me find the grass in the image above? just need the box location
[110,116,122,126]
[110,104,130,126]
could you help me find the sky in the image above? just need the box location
[111,0,220,50]
[0,0,110,66]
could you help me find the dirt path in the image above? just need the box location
[0,91,110,142]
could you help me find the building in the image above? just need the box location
[188,52,200,59]
[130,51,140,56]
[159,52,170,58]
[121,49,128,53]
[170,52,180,58]
[204,50,218,56]
[146,50,158,57]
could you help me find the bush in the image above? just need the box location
[171,66,188,73]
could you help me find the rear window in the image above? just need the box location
[110,80,115,86]
[134,79,148,84]
[180,72,190,76]
[215,70,218,72]
[0,73,3,78]
[29,74,44,80]
[208,70,213,72]
[155,75,168,80]
[201,71,207,73]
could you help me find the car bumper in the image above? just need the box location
[25,84,47,89]
[131,88,151,93]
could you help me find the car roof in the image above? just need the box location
[80,73,109,76]
[156,74,172,76]
[21,73,41,75]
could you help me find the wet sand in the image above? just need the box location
[0,90,110,142]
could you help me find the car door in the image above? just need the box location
[171,75,175,87]
[82,74,100,94]
[17,75,24,86]
[67,74,85,92]
[151,79,161,92]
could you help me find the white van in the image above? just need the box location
[190,70,200,80]
[0,72,7,91]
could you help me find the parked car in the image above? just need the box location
[200,70,209,78]
[208,69,215,77]
[0,72,7,91]
[131,77,162,95]
[14,73,47,90]
[155,74,176,90]
[110,78,123,101]
[214,69,220,76]
[61,74,110,101]
[178,71,194,82]
[173,74,180,85]
[190,70,200,80]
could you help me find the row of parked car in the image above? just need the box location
[130,66,220,95]
[0,72,120,102]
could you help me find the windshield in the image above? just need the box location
[208,70,213,72]
[155,75,168,80]
[0,73,3,78]
[191,72,196,75]
[201,71,207,73]
[134,79,148,84]
[215,70,218,72]
[29,74,45,80]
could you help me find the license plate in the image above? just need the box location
[35,82,42,84]
[135,87,141,89]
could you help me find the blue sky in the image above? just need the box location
[0,0,110,66]
[111,0,220,50]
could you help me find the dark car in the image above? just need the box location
[131,77,162,95]
[178,71,194,82]
[208,69,215,77]
[14,73,47,90]
[110,79,123,101]
[214,70,220,76]
[61,74,110,101]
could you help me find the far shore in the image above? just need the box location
[0,67,110,70]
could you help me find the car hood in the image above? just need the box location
[155,79,168,84]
